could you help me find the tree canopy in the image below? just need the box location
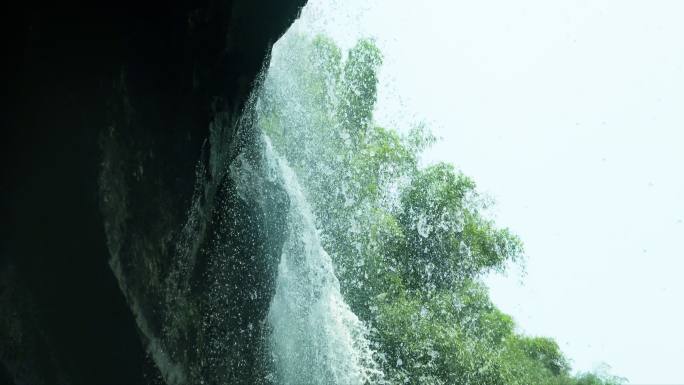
[258,33,624,385]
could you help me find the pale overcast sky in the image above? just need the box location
[287,1,684,383]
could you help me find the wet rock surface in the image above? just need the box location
[1,1,305,384]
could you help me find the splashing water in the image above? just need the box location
[227,1,384,381]
[231,137,382,384]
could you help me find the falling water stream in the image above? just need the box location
[228,4,386,382]
[256,139,381,384]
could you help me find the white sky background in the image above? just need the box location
[287,1,684,383]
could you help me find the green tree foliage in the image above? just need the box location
[338,39,383,145]
[258,33,623,385]
[398,163,523,291]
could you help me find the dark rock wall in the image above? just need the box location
[1,1,306,384]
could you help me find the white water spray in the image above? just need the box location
[232,137,381,384]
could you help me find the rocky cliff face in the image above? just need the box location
[1,1,306,384]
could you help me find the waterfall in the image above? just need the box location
[231,137,381,384]
[217,2,386,381]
